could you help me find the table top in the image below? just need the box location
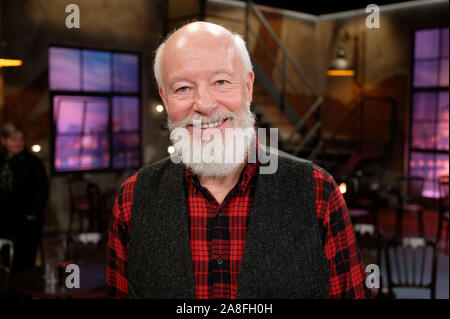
[11,262,106,299]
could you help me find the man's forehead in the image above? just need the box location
[165,22,234,52]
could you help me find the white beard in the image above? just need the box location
[168,105,256,177]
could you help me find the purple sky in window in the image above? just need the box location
[113,132,140,168]
[414,60,439,87]
[414,29,440,59]
[53,96,110,171]
[49,47,81,91]
[440,58,449,87]
[441,28,449,57]
[82,50,112,92]
[113,96,139,132]
[113,53,139,93]
[412,92,437,120]
[410,152,449,198]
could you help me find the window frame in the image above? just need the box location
[408,26,449,198]
[49,45,143,175]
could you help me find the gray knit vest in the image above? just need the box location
[127,149,329,298]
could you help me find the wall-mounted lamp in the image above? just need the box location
[0,58,23,68]
[327,47,355,77]
[327,30,360,78]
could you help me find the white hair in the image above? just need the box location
[153,23,253,92]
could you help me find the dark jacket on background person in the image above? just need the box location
[0,148,49,272]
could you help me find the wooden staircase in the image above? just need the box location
[252,81,303,143]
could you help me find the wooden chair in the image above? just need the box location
[65,232,105,263]
[437,175,449,254]
[338,176,373,225]
[353,224,384,298]
[0,264,10,299]
[67,174,92,236]
[395,175,425,237]
[0,239,14,270]
[384,236,438,299]
[86,182,109,235]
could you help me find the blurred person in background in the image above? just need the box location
[0,123,49,273]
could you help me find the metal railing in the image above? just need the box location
[309,96,397,161]
[244,1,324,149]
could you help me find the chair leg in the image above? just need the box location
[436,215,443,245]
[418,210,425,238]
[396,208,403,237]
[68,209,74,238]
[446,220,449,255]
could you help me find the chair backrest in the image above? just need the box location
[438,175,449,211]
[0,239,14,269]
[396,175,424,203]
[0,263,10,299]
[67,173,90,208]
[353,224,384,297]
[384,236,438,299]
[66,232,105,262]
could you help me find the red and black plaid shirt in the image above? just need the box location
[107,161,370,299]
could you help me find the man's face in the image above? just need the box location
[159,26,254,138]
[2,132,25,156]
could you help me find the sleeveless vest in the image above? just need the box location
[127,149,329,298]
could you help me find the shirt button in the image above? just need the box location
[216,210,222,217]
[216,258,223,265]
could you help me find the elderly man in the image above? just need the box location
[107,21,370,299]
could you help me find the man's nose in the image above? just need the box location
[193,85,215,114]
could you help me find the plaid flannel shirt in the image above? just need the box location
[107,160,370,299]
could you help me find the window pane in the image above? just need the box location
[82,50,111,92]
[54,136,81,171]
[441,28,449,57]
[412,92,437,121]
[113,53,139,93]
[414,29,440,59]
[80,134,110,169]
[54,96,84,134]
[53,95,111,172]
[438,91,449,151]
[55,134,110,172]
[436,153,450,184]
[84,100,109,134]
[438,91,449,120]
[410,152,449,198]
[411,122,437,150]
[49,47,81,91]
[112,132,140,168]
[112,96,139,132]
[439,58,449,87]
[413,60,438,87]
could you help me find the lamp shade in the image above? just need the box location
[0,58,23,67]
[327,48,355,76]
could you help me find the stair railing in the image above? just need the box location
[309,96,397,161]
[244,1,324,148]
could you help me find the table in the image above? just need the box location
[11,262,106,299]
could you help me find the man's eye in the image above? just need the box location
[216,80,227,86]
[176,86,189,93]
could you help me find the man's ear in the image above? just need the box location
[158,86,168,111]
[245,71,255,105]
